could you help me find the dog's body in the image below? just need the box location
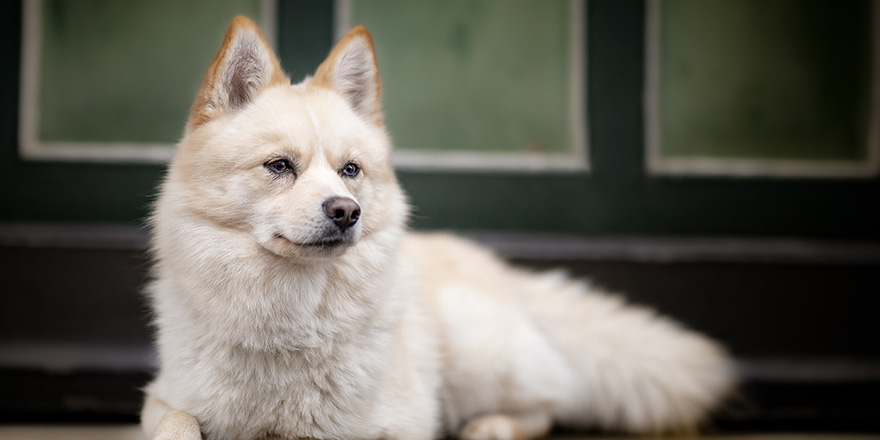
[142,17,733,440]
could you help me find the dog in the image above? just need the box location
[141,16,733,440]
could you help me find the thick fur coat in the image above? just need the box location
[142,17,734,440]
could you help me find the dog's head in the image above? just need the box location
[159,17,407,262]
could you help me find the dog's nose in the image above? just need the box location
[322,197,361,231]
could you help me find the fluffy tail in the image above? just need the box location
[515,270,735,434]
[408,233,735,435]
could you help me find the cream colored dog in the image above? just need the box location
[142,17,733,440]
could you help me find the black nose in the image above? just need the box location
[322,197,361,232]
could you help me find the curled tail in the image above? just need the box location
[409,233,735,437]
[520,270,735,433]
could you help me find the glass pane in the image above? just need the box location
[347,0,581,159]
[35,0,264,144]
[652,0,876,174]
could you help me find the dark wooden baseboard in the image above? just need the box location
[2,223,879,430]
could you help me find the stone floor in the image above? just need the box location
[0,426,878,440]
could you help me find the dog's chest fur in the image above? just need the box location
[152,253,405,440]
[162,310,396,440]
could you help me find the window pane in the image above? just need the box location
[344,0,586,169]
[648,0,877,177]
[22,0,267,161]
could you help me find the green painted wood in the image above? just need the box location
[277,0,334,83]
[1,0,879,240]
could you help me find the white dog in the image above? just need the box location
[141,17,733,440]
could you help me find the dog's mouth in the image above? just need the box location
[300,237,348,248]
[274,233,355,250]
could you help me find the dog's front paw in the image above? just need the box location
[153,410,202,440]
[459,415,527,440]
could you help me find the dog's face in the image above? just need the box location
[161,18,406,261]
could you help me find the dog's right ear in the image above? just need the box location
[186,16,288,133]
[312,26,383,126]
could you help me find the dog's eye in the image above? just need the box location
[341,162,360,177]
[265,159,293,175]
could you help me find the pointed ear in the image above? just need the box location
[312,26,383,125]
[187,16,288,132]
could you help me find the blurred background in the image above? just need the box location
[1,0,879,434]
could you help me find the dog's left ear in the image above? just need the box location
[187,16,288,132]
[313,26,383,126]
